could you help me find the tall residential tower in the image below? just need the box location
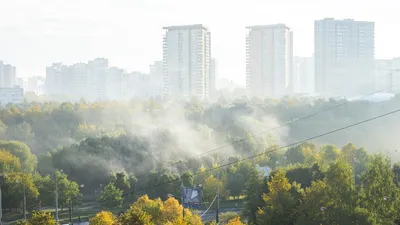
[314,18,375,97]
[162,24,211,99]
[246,24,293,98]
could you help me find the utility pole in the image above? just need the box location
[23,180,26,220]
[0,174,4,225]
[216,168,220,224]
[181,179,185,218]
[69,200,72,225]
[55,173,59,223]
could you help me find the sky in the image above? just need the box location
[0,0,399,85]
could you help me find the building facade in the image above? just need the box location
[293,57,314,94]
[162,24,211,100]
[0,61,16,88]
[315,18,375,97]
[209,58,217,100]
[246,24,293,98]
[0,86,24,105]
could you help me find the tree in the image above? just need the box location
[285,163,324,188]
[226,217,246,225]
[99,183,123,208]
[285,145,306,164]
[89,211,118,225]
[243,168,266,224]
[52,170,82,209]
[16,211,56,225]
[320,145,341,164]
[203,174,228,202]
[360,155,400,224]
[119,205,153,225]
[2,172,39,211]
[181,171,194,188]
[227,161,255,199]
[0,140,37,172]
[123,195,203,225]
[256,169,301,225]
[0,149,21,173]
[110,172,131,193]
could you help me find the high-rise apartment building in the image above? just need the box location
[293,57,314,94]
[314,18,375,97]
[162,24,211,99]
[246,24,293,98]
[88,58,108,101]
[0,61,16,88]
[209,58,217,99]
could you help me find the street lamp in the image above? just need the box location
[69,184,84,225]
[16,178,27,220]
[54,170,63,223]
[0,173,5,225]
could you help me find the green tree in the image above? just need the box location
[203,174,228,202]
[256,169,301,225]
[285,145,306,164]
[320,144,341,164]
[110,172,131,193]
[285,163,324,188]
[99,183,123,208]
[227,161,254,199]
[243,168,266,224]
[181,171,194,188]
[2,172,39,211]
[360,155,400,225]
[0,140,37,172]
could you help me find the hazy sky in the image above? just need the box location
[0,0,398,85]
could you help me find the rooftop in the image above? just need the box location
[316,18,374,23]
[163,24,209,30]
[246,24,290,30]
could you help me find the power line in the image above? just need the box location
[135,84,399,179]
[118,106,400,200]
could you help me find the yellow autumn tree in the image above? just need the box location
[16,211,56,225]
[0,149,21,173]
[226,216,246,225]
[89,211,118,225]
[257,169,299,224]
[126,195,203,225]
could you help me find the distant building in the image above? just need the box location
[0,86,24,105]
[26,76,45,94]
[16,78,25,89]
[46,63,68,97]
[46,58,126,101]
[293,57,314,94]
[315,18,375,97]
[246,24,293,98]
[0,61,16,88]
[105,67,124,100]
[209,58,217,100]
[163,24,211,100]
[88,58,109,101]
[123,71,162,99]
[149,61,163,98]
[374,58,400,93]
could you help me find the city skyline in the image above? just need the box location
[0,0,399,85]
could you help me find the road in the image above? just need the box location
[199,208,243,222]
